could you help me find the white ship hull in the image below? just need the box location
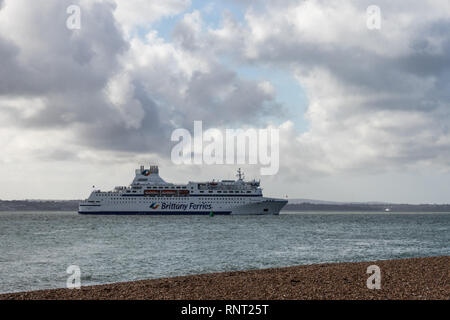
[79,165,288,215]
[79,197,287,215]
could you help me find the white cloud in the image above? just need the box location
[1,0,450,202]
[104,72,145,129]
[112,0,190,33]
[258,81,275,97]
[196,0,450,180]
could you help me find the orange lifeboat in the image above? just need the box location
[144,190,160,195]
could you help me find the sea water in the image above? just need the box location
[0,211,449,293]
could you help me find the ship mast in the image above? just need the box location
[236,168,244,181]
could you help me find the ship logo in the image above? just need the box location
[142,169,151,176]
[150,202,160,209]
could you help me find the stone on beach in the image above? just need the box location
[0,256,448,300]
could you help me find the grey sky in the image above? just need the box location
[0,0,449,203]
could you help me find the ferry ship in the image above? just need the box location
[79,165,287,215]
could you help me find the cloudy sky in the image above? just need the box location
[1,0,450,203]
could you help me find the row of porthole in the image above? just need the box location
[95,196,254,200]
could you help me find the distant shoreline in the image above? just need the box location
[1,256,448,300]
[0,200,80,211]
[283,203,450,212]
[1,199,450,212]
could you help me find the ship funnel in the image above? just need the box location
[132,164,166,185]
[149,165,159,174]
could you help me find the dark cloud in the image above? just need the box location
[0,1,125,96]
[3,0,448,174]
[0,0,283,159]
[178,66,283,126]
[0,36,22,92]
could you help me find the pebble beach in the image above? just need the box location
[1,256,448,300]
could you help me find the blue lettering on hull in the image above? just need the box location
[78,211,231,215]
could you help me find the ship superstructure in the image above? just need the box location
[79,165,287,215]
